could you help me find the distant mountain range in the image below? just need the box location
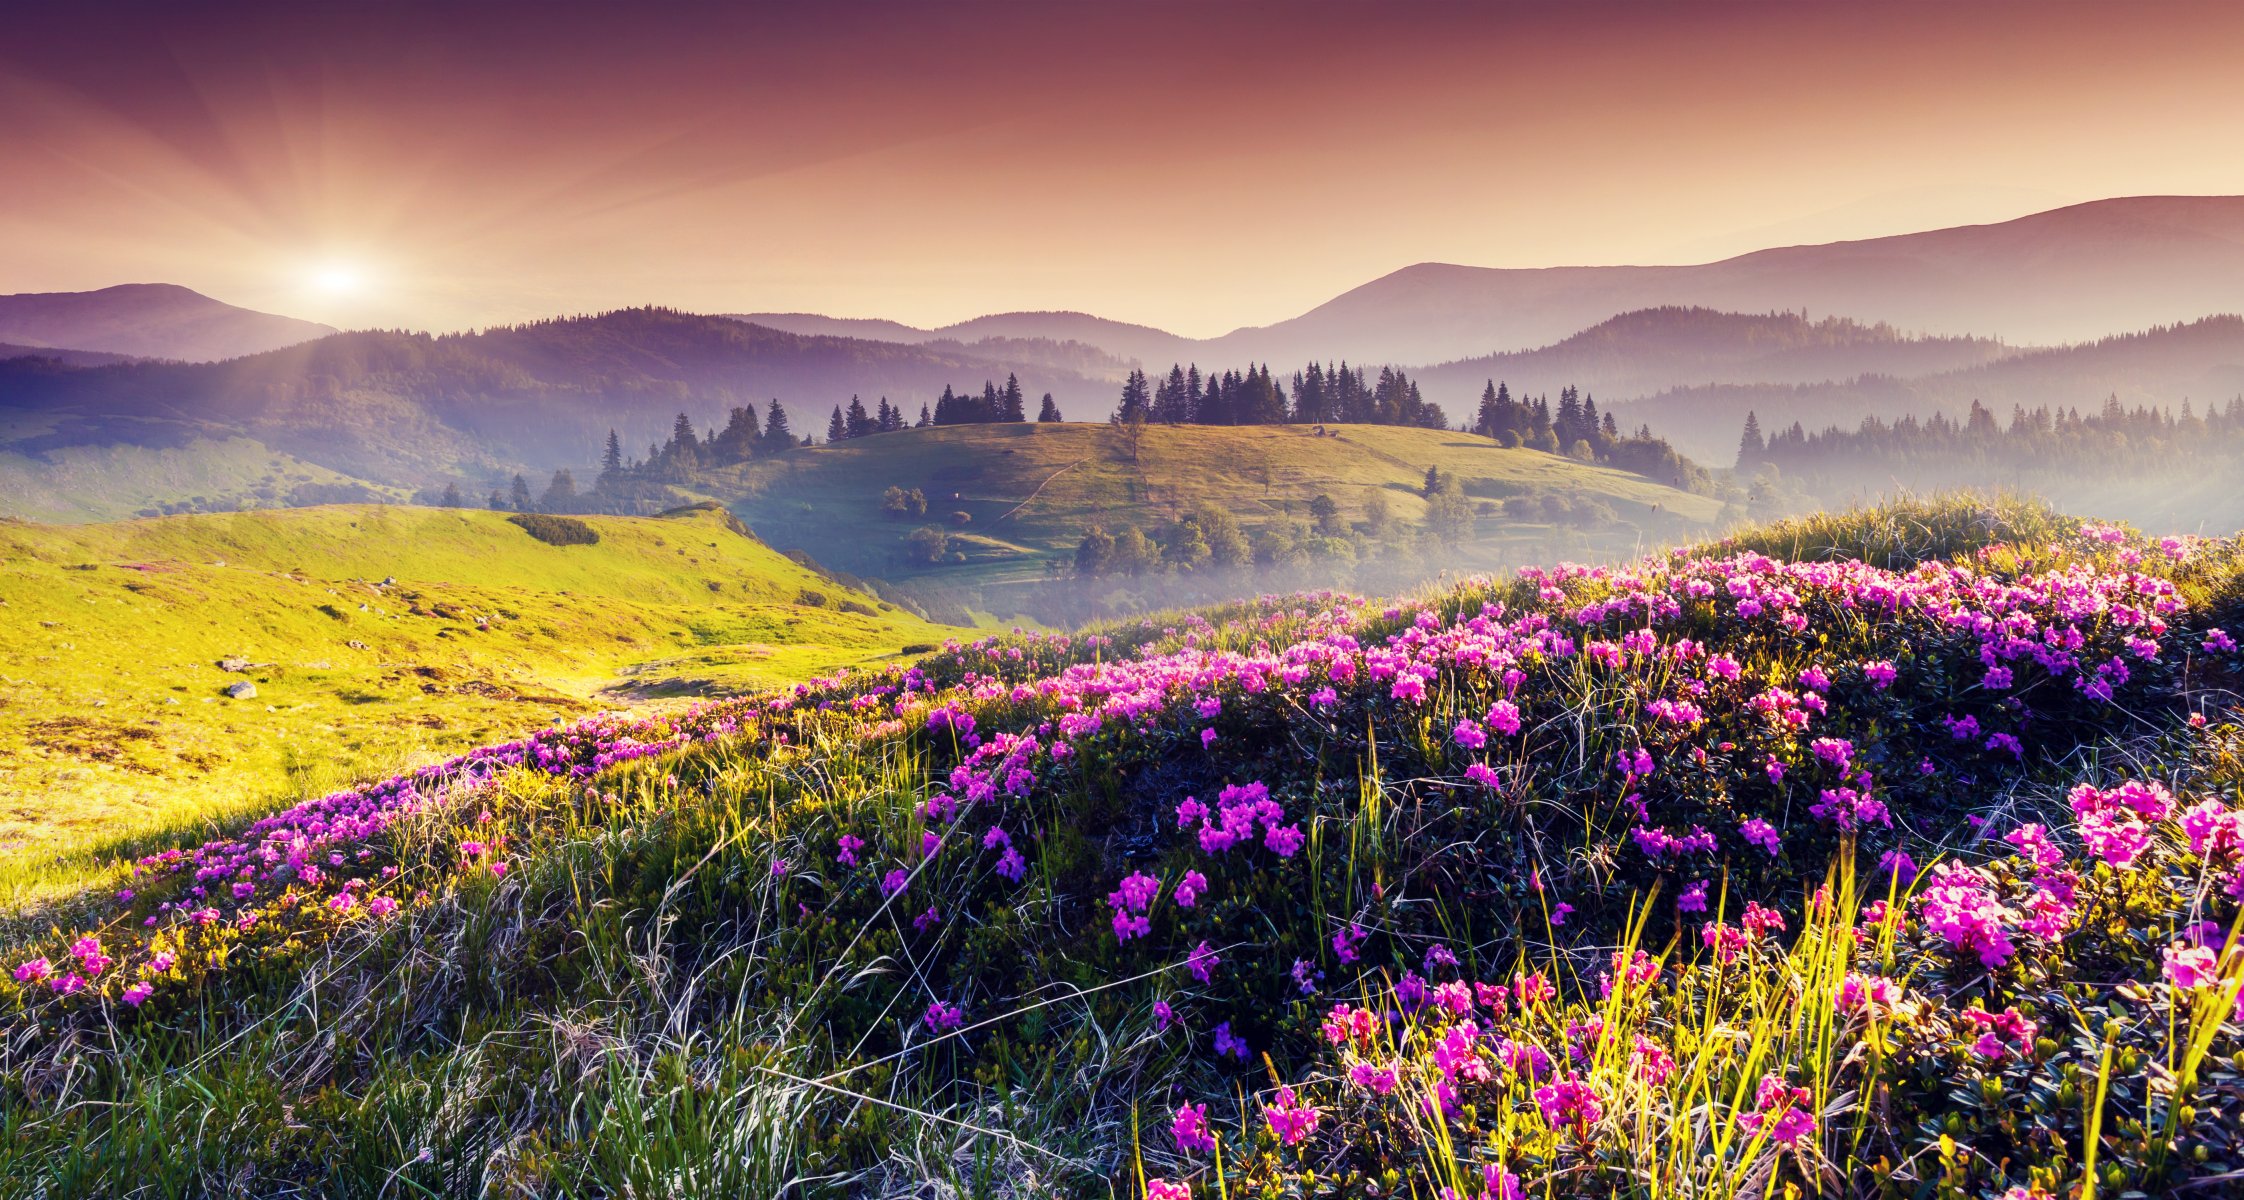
[731,197,2244,372]
[0,283,334,361]
[1410,307,2017,406]
[10,194,2244,519]
[1608,314,2244,462]
[0,307,1111,484]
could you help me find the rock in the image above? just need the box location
[381,576,397,587]
[218,657,251,672]
[225,681,258,700]
[347,640,368,650]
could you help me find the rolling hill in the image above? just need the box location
[0,283,335,361]
[0,502,952,894]
[711,421,1723,617]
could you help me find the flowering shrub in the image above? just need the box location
[3,504,2242,1197]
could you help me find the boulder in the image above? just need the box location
[225,681,258,700]
[217,657,250,672]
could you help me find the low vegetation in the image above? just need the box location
[0,503,952,903]
[2,497,2241,1198]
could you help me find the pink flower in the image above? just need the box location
[2164,943,2218,990]
[1146,1180,1192,1200]
[121,981,154,1007]
[1739,818,1781,855]
[1263,1085,1320,1146]
[1171,1102,1215,1154]
[1186,940,1221,984]
[1533,1076,1602,1136]
[923,1000,963,1031]
[13,958,52,984]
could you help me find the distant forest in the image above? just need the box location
[1735,396,2244,530]
[1107,363,1703,491]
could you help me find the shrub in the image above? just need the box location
[905,525,950,564]
[505,513,600,546]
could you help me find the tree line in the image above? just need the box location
[1111,362,1445,428]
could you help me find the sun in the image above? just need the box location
[307,262,367,295]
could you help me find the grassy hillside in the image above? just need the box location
[3,498,2240,1198]
[0,433,399,523]
[0,503,951,896]
[718,421,1723,607]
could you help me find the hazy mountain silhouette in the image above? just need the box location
[730,310,1196,368]
[0,283,335,361]
[1410,307,2016,410]
[1214,196,2244,365]
[0,308,1110,481]
[736,197,2244,370]
[1608,314,2244,461]
[0,342,140,368]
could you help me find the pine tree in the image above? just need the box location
[763,399,794,450]
[933,385,959,426]
[601,430,624,479]
[441,482,464,508]
[713,406,760,463]
[510,474,533,512]
[845,395,873,438]
[917,403,932,428]
[1000,374,1026,422]
[486,490,505,511]
[827,405,848,443]
[1038,393,1063,422]
[1476,380,1501,438]
[541,469,577,511]
[1114,369,1152,423]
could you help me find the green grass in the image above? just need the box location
[0,499,2240,1197]
[0,434,397,523]
[0,502,955,902]
[716,422,1723,595]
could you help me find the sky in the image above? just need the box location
[4,0,2244,336]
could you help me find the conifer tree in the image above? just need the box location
[601,430,624,479]
[827,405,847,443]
[1114,369,1152,423]
[510,474,533,512]
[762,399,794,450]
[1038,393,1063,422]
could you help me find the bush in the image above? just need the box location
[795,589,827,608]
[905,525,951,564]
[505,513,600,546]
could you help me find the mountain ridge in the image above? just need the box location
[0,283,336,361]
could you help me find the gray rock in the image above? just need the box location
[225,681,258,700]
[218,657,251,672]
